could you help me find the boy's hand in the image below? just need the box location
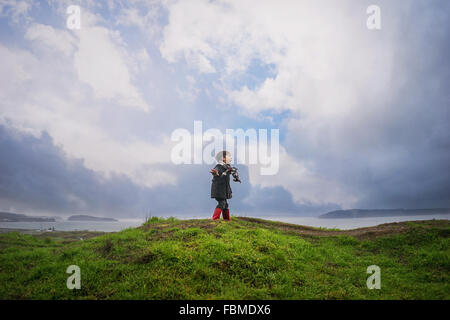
[230,193,232,198]
[210,169,219,176]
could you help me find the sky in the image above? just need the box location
[0,0,449,218]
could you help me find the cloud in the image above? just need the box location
[115,2,163,38]
[0,0,35,24]
[159,0,450,209]
[73,12,151,112]
[248,147,358,208]
[0,16,172,189]
[25,23,77,56]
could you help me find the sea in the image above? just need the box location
[0,219,144,232]
[0,214,449,232]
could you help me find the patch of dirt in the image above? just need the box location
[136,251,158,264]
[35,230,107,241]
[97,239,114,256]
[139,219,222,241]
[140,219,217,232]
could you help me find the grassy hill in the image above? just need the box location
[0,217,449,299]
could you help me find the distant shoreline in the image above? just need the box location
[0,227,39,233]
[67,215,118,222]
[0,228,111,236]
[0,211,119,223]
[319,208,450,219]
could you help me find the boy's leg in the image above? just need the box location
[212,198,224,220]
[222,200,230,220]
[212,208,222,220]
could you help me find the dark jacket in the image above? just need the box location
[210,163,232,199]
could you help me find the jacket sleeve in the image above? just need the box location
[212,164,228,180]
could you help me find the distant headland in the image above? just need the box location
[0,211,118,222]
[0,211,56,222]
[67,215,118,222]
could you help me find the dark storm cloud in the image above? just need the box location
[241,185,339,216]
[348,0,450,208]
[285,0,450,209]
[0,124,146,216]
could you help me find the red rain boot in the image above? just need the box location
[222,209,230,221]
[212,208,222,220]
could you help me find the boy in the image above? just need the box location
[210,151,235,221]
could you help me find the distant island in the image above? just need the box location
[319,208,450,219]
[67,215,118,222]
[0,211,56,222]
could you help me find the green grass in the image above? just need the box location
[0,217,448,299]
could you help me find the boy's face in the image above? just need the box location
[223,154,232,164]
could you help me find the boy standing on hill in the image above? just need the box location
[210,151,234,221]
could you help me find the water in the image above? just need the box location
[0,219,144,232]
[1,214,448,232]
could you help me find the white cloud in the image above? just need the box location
[158,0,401,207]
[22,10,151,113]
[161,0,394,116]
[25,23,77,57]
[73,12,151,112]
[115,2,164,39]
[176,75,200,102]
[247,146,358,208]
[129,48,151,73]
[116,7,147,28]
[0,12,174,188]
[0,0,35,24]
